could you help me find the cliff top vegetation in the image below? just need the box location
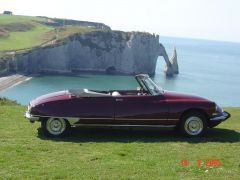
[0,14,99,52]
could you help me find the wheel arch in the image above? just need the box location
[40,116,71,124]
[178,108,209,126]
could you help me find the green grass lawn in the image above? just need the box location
[0,14,45,25]
[0,25,54,51]
[0,14,53,51]
[0,103,239,179]
[0,14,97,51]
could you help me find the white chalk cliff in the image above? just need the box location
[0,31,178,76]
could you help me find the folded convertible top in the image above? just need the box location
[68,89,111,97]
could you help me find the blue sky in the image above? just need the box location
[0,0,239,42]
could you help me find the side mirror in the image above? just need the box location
[137,87,141,91]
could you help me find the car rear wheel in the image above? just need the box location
[41,118,70,137]
[179,112,207,137]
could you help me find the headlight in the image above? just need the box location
[213,104,223,116]
[216,104,223,113]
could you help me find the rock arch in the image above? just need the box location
[159,44,179,76]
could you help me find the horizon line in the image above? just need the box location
[1,12,240,44]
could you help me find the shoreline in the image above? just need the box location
[0,74,32,92]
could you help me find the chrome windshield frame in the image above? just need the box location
[135,74,164,96]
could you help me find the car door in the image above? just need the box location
[64,96,115,124]
[114,94,170,125]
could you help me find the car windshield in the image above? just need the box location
[143,77,164,95]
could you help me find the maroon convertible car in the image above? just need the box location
[25,74,230,137]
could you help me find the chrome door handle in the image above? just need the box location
[116,98,123,102]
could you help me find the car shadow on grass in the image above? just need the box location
[37,126,240,143]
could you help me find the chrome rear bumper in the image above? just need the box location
[25,111,39,123]
[210,111,231,121]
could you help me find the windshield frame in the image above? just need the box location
[135,75,164,96]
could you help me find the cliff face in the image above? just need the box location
[0,30,178,76]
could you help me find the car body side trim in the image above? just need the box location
[73,124,176,128]
[25,111,179,122]
[115,118,178,121]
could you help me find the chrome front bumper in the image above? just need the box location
[210,111,231,121]
[25,111,39,123]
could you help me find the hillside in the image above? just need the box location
[0,14,178,76]
[0,99,239,179]
[0,14,107,51]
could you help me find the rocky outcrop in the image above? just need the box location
[164,47,179,75]
[0,30,178,76]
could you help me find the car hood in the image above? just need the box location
[163,91,210,102]
[31,90,71,107]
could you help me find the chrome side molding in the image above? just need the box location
[72,124,176,128]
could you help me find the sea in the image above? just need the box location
[1,36,240,106]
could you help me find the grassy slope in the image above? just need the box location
[0,14,45,25]
[0,14,96,51]
[57,25,96,39]
[0,25,54,51]
[0,104,239,179]
[0,14,53,51]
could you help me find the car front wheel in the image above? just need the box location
[180,112,207,137]
[41,118,70,137]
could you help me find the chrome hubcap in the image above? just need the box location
[184,116,203,135]
[46,118,66,135]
